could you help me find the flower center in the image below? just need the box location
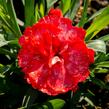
[49,56,61,67]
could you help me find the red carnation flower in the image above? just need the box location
[18,9,94,96]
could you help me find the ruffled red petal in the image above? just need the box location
[18,9,94,96]
[88,48,95,63]
[48,8,63,17]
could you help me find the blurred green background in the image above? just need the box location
[0,0,109,109]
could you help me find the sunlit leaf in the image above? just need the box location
[0,34,10,47]
[35,0,46,23]
[34,9,42,23]
[87,40,106,53]
[95,61,109,68]
[84,97,94,106]
[94,68,109,73]
[85,6,109,40]
[0,33,19,47]
[0,73,5,78]
[87,7,106,22]
[60,0,71,15]
[39,0,46,17]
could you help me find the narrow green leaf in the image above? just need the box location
[87,90,95,96]
[87,40,106,53]
[95,53,109,63]
[0,64,10,77]
[6,0,22,37]
[18,107,25,109]
[84,97,94,106]
[0,33,19,47]
[34,9,42,23]
[0,72,5,78]
[0,0,8,12]
[68,0,80,20]
[46,0,58,10]
[85,6,109,40]
[8,39,19,46]
[70,90,82,108]
[87,7,106,22]
[90,77,109,90]
[95,53,105,63]
[104,54,109,61]
[22,88,38,109]
[35,0,46,22]
[21,0,25,5]
[25,0,35,26]
[0,64,4,72]
[0,1,22,37]
[0,48,15,58]
[39,0,46,17]
[0,5,18,36]
[60,0,71,15]
[78,0,89,27]
[98,34,109,41]
[94,68,108,73]
[95,61,109,68]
